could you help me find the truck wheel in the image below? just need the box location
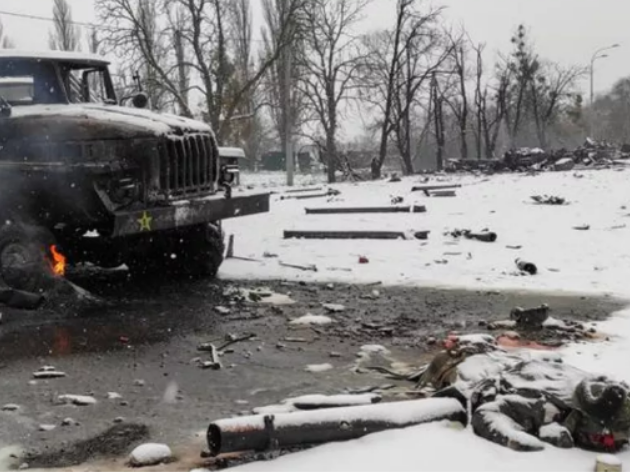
[0,224,58,292]
[180,223,225,278]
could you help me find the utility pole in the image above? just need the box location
[283,0,294,186]
[284,46,294,186]
[588,43,620,137]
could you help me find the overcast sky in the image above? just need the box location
[1,0,628,117]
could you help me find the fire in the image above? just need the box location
[49,245,66,277]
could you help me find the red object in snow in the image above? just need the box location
[359,256,369,264]
[120,336,129,344]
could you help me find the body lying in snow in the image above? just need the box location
[370,334,630,453]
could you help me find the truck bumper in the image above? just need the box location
[111,192,270,237]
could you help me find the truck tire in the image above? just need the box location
[181,223,225,278]
[126,224,224,279]
[0,224,58,293]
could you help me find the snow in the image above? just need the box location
[290,314,334,326]
[476,409,545,450]
[540,422,569,439]
[305,363,334,373]
[57,395,97,406]
[12,103,211,136]
[223,170,630,298]
[212,398,463,432]
[598,454,622,466]
[284,394,380,407]
[225,169,630,472]
[128,443,173,467]
[0,49,110,64]
[360,344,391,355]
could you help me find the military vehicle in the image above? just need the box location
[0,50,269,292]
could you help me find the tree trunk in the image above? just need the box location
[326,130,337,183]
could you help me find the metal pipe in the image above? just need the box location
[207,398,467,457]
[283,230,430,240]
[305,205,426,215]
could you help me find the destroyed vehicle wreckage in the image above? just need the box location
[0,51,269,296]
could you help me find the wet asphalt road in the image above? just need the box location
[0,270,625,470]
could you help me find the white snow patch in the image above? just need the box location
[215,398,462,432]
[107,392,122,400]
[322,303,346,313]
[360,345,391,355]
[252,404,298,415]
[597,454,622,466]
[305,363,333,373]
[129,443,173,467]
[57,395,97,406]
[478,410,545,450]
[290,314,334,326]
[283,394,380,407]
[539,423,568,439]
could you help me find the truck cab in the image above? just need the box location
[0,51,269,291]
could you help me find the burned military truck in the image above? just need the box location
[0,51,269,292]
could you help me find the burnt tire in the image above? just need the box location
[0,224,58,293]
[179,223,225,278]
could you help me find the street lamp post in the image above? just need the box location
[590,43,620,106]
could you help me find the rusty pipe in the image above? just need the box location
[206,397,467,457]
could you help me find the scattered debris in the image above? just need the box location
[1,404,20,412]
[429,190,457,197]
[516,258,538,275]
[129,443,173,467]
[447,229,497,243]
[305,205,426,215]
[359,256,370,264]
[206,398,466,457]
[106,392,122,400]
[57,395,97,406]
[531,195,568,206]
[33,370,67,379]
[198,344,222,370]
[280,189,341,201]
[61,418,77,426]
[38,424,56,432]
[278,261,318,272]
[510,304,550,329]
[391,196,404,204]
[322,303,345,313]
[411,183,462,194]
[305,363,334,373]
[290,314,334,326]
[133,379,146,387]
[214,306,231,315]
[573,224,590,231]
[284,230,430,241]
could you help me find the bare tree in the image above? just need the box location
[529,63,585,148]
[49,0,81,51]
[299,0,370,183]
[98,0,303,142]
[360,1,444,176]
[443,31,469,160]
[262,0,308,148]
[87,27,102,54]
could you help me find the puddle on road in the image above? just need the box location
[0,271,227,361]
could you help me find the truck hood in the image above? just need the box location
[8,103,212,140]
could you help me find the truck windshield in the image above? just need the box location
[0,59,116,106]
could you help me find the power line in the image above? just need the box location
[0,9,97,28]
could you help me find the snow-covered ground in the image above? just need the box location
[225,168,630,472]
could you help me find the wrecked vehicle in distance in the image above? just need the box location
[0,50,269,292]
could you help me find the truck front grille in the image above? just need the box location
[158,134,218,199]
